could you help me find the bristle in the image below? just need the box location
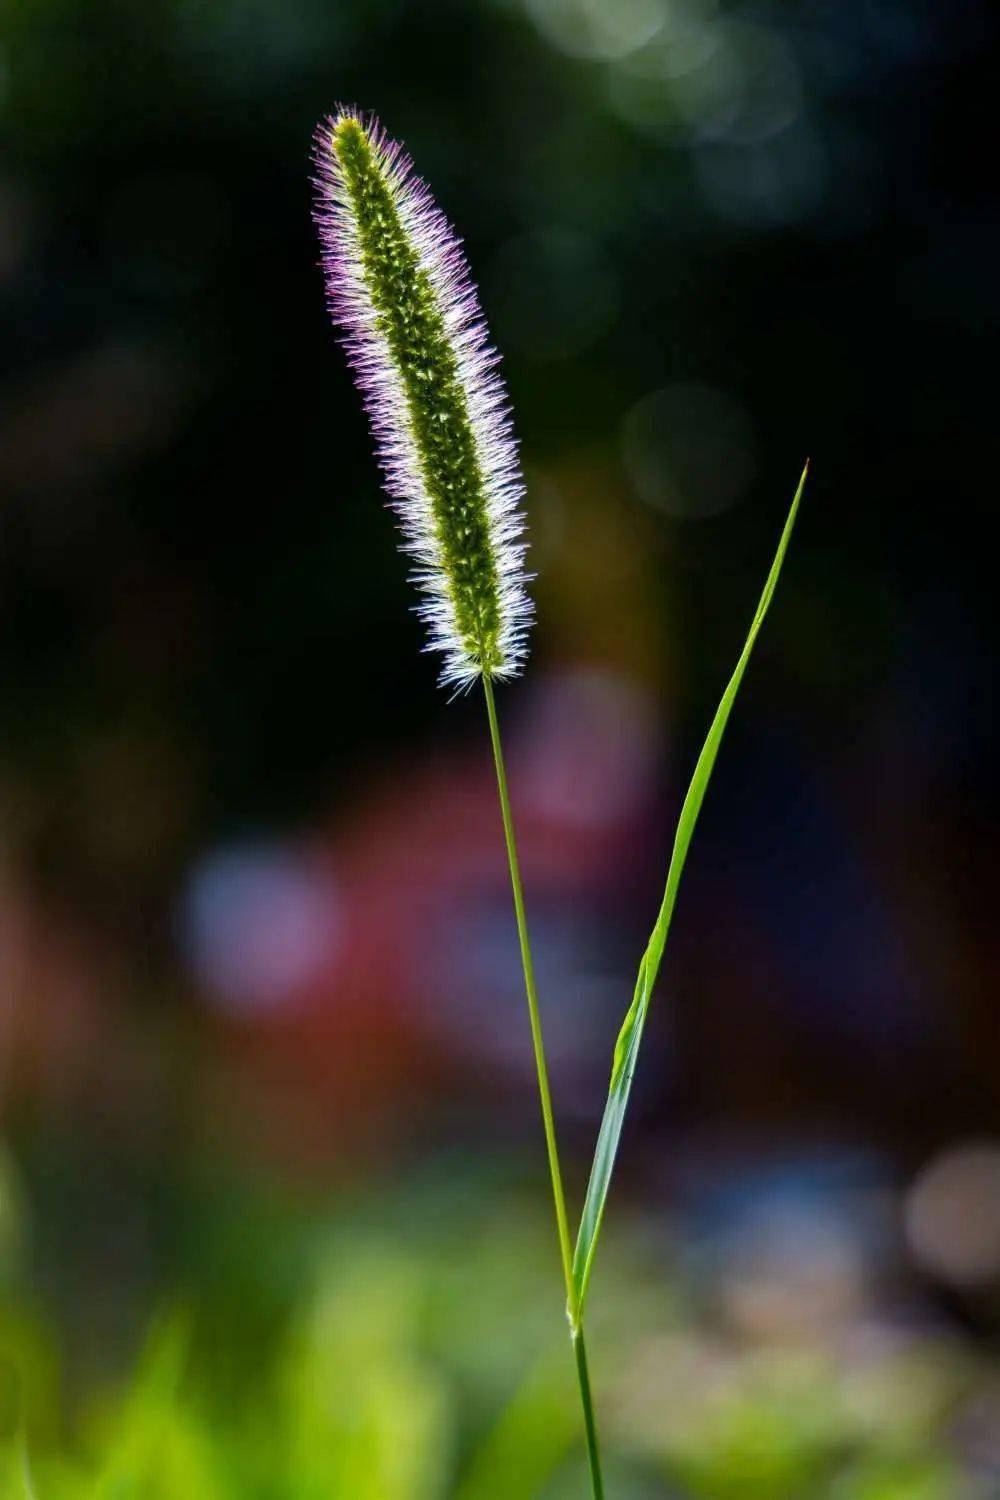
[312,108,532,690]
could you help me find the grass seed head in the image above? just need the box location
[313,109,532,690]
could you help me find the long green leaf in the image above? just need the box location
[572,463,809,1315]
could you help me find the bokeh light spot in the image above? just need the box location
[523,0,667,62]
[180,841,340,1016]
[906,1141,1000,1287]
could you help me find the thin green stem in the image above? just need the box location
[482,674,605,1500]
[573,1328,605,1500]
[483,675,575,1299]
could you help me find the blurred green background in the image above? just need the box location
[2,0,998,1494]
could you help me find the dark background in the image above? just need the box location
[2,0,998,1494]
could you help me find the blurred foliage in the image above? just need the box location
[0,1163,991,1498]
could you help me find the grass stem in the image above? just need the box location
[573,1327,605,1500]
[482,674,605,1500]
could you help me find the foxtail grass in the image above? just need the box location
[313,106,806,1495]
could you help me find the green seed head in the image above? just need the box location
[315,111,531,690]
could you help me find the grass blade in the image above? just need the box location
[572,463,809,1314]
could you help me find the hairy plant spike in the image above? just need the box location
[313,109,532,690]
